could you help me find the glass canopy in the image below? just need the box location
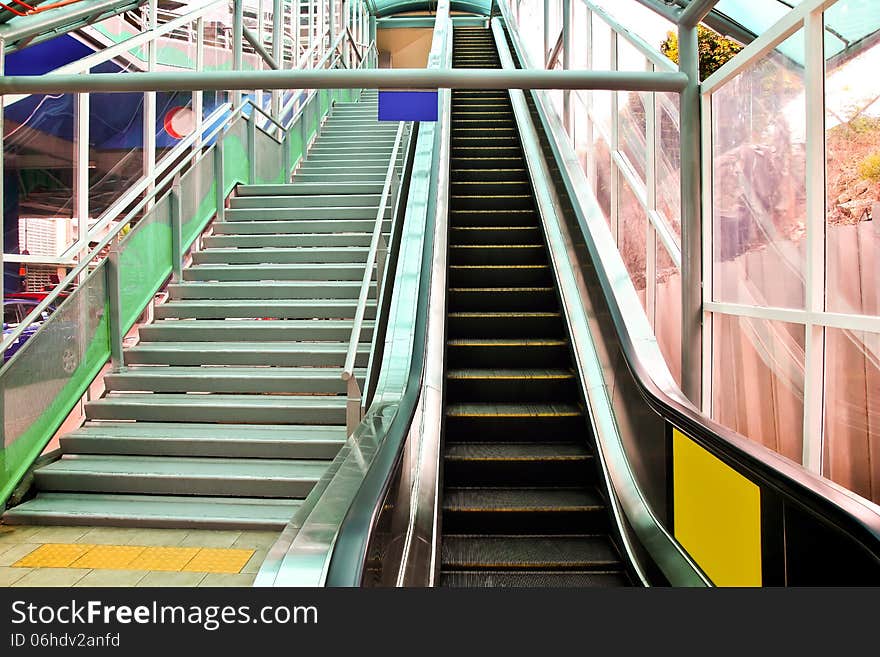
[369,0,491,17]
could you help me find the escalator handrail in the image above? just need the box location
[495,3,880,564]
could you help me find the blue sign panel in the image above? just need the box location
[378,90,439,121]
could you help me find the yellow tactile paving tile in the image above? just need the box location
[14,543,90,568]
[70,545,146,570]
[181,548,255,574]
[128,546,200,571]
[12,544,255,574]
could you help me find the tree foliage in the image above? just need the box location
[661,26,743,81]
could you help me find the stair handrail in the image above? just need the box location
[0,99,235,359]
[0,31,361,358]
[0,73,339,360]
[342,119,409,435]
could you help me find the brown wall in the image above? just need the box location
[376,27,433,68]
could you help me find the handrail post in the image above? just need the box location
[248,110,257,184]
[170,173,183,282]
[301,100,310,162]
[282,131,291,181]
[345,375,363,436]
[106,236,125,372]
[233,0,243,108]
[376,233,387,294]
[214,140,225,221]
[678,22,702,405]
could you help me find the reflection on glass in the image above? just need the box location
[618,90,647,178]
[617,41,648,179]
[594,131,612,225]
[573,95,590,172]
[711,32,807,310]
[590,14,612,139]
[619,177,647,307]
[824,328,880,504]
[656,92,681,240]
[571,0,589,71]
[655,241,681,386]
[204,6,235,114]
[824,1,880,317]
[89,63,146,219]
[4,92,75,276]
[712,314,805,463]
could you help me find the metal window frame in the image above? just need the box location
[699,0,877,480]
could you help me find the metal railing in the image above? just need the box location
[0,0,376,355]
[342,119,410,436]
[1,0,376,270]
[0,16,377,507]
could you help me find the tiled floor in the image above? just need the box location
[0,524,279,587]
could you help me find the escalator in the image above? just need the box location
[439,26,630,587]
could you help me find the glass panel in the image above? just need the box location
[617,40,647,179]
[594,131,612,227]
[89,63,146,219]
[180,149,218,246]
[119,195,172,330]
[712,314,805,463]
[823,0,880,58]
[154,19,199,71]
[711,31,807,310]
[825,1,880,317]
[619,177,647,308]
[4,92,75,272]
[583,0,677,53]
[824,328,880,504]
[157,90,195,163]
[1,266,109,501]
[656,91,681,242]
[655,241,682,387]
[571,0,589,70]
[516,0,544,67]
[255,129,284,185]
[590,13,612,140]
[573,94,590,172]
[204,3,235,112]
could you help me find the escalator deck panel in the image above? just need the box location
[440,27,630,587]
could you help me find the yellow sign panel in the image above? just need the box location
[673,429,762,587]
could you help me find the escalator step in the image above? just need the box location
[442,486,608,534]
[450,209,537,227]
[449,226,542,245]
[441,534,620,570]
[445,368,578,402]
[449,265,552,286]
[446,338,570,368]
[444,442,593,486]
[448,245,547,265]
[448,286,557,311]
[440,570,629,588]
[446,311,565,338]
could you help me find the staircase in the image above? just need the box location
[438,27,630,587]
[4,91,404,530]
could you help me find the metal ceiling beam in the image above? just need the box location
[243,24,280,69]
[668,0,756,44]
[679,0,721,29]
[0,67,689,94]
[0,0,145,53]
[631,0,681,23]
